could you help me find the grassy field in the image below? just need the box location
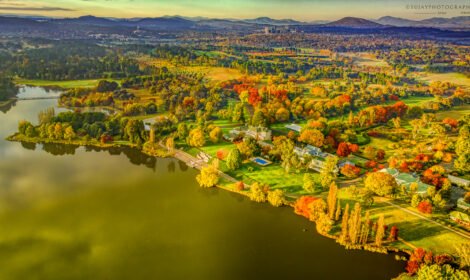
[435,105,470,120]
[227,162,318,195]
[417,72,470,89]
[137,56,242,82]
[15,78,110,89]
[337,189,468,255]
[340,52,390,68]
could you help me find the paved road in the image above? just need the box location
[380,198,470,240]
[172,148,240,185]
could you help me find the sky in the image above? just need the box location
[0,0,468,20]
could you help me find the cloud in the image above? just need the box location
[0,6,74,12]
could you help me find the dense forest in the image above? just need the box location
[0,76,17,101]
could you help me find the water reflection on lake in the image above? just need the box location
[0,87,405,280]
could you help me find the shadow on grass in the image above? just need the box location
[392,220,444,242]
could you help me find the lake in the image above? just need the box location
[0,87,405,279]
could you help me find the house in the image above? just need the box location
[450,211,470,228]
[338,160,356,168]
[293,145,330,158]
[285,123,302,133]
[457,198,469,212]
[293,145,337,173]
[448,175,470,188]
[379,168,430,194]
[228,126,272,141]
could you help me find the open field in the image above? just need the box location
[340,52,390,68]
[337,190,469,255]
[435,105,470,120]
[15,78,108,89]
[417,72,470,89]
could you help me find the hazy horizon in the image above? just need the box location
[0,0,469,21]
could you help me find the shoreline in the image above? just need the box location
[6,133,411,260]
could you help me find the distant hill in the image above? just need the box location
[324,17,383,28]
[57,15,117,26]
[131,17,194,30]
[376,16,470,29]
[375,16,419,27]
[242,17,304,25]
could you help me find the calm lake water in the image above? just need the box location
[0,87,405,280]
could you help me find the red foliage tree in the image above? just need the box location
[349,143,359,153]
[248,88,262,106]
[216,150,226,160]
[376,149,386,160]
[337,142,352,157]
[388,225,398,241]
[235,181,245,191]
[406,248,427,275]
[294,196,318,219]
[340,164,361,178]
[417,201,432,214]
[406,261,420,275]
[365,160,377,169]
[442,118,458,129]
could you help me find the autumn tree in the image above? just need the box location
[337,142,352,157]
[348,203,362,245]
[249,182,267,203]
[298,129,324,147]
[364,172,398,196]
[188,127,206,147]
[267,189,286,207]
[319,156,339,189]
[388,225,398,241]
[209,126,222,143]
[359,211,371,245]
[327,182,338,219]
[455,125,470,173]
[339,203,350,244]
[196,164,219,188]
[375,214,385,247]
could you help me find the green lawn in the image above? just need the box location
[227,162,319,195]
[337,187,469,255]
[199,141,236,158]
[15,78,121,89]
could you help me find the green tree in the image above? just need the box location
[64,126,76,141]
[226,148,242,171]
[209,126,222,143]
[417,264,469,280]
[303,173,316,193]
[319,156,338,189]
[251,109,266,126]
[177,123,189,140]
[455,125,470,173]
